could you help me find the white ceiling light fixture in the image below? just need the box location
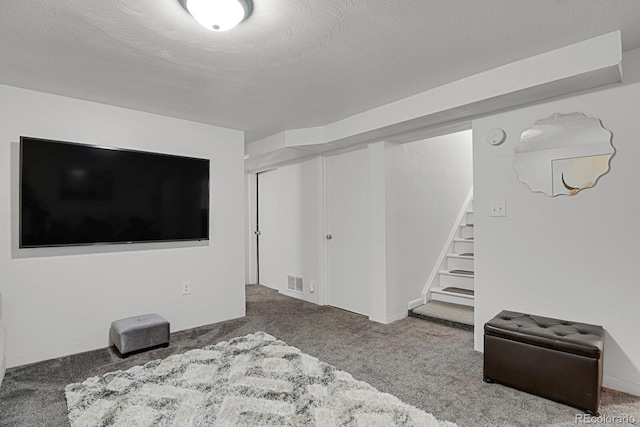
[180,0,253,32]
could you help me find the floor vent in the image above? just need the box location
[287,275,303,292]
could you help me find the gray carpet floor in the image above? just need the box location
[1,284,639,426]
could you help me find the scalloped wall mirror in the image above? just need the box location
[513,112,614,196]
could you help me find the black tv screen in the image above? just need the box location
[20,137,210,248]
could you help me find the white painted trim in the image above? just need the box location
[319,156,328,306]
[603,375,640,397]
[254,168,279,287]
[279,288,316,305]
[316,156,327,305]
[422,187,474,301]
[246,172,258,285]
[408,298,423,310]
[386,310,408,324]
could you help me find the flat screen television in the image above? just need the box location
[20,137,210,248]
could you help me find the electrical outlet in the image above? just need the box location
[309,277,315,293]
[182,281,191,295]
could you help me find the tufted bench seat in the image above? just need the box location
[483,310,604,415]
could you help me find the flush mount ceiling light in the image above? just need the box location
[180,0,253,32]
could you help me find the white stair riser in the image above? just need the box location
[423,196,474,311]
[453,240,474,254]
[431,291,474,307]
[447,256,474,271]
[439,273,474,289]
[460,226,474,239]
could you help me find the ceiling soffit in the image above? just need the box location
[245,32,623,172]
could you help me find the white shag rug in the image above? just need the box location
[65,332,456,426]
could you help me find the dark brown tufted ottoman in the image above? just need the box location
[483,310,604,415]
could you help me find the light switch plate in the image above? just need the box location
[490,201,506,217]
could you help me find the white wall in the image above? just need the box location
[246,133,472,322]
[473,77,640,395]
[384,131,473,320]
[0,85,246,368]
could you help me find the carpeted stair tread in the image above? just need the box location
[410,301,474,329]
[442,287,474,296]
[449,269,474,276]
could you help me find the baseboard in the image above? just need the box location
[408,298,423,310]
[386,311,408,323]
[278,289,318,305]
[603,375,640,397]
[369,310,408,325]
[7,308,247,369]
[8,343,95,369]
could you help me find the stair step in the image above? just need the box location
[447,253,474,259]
[442,287,474,296]
[460,225,474,239]
[447,252,473,262]
[445,254,474,272]
[448,269,474,276]
[410,300,474,330]
[453,239,474,253]
[439,271,474,287]
[431,286,474,306]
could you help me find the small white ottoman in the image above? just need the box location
[110,313,170,357]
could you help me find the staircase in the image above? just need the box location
[410,196,475,330]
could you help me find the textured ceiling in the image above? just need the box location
[1,0,639,144]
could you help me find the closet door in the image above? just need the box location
[326,148,371,315]
[257,170,280,289]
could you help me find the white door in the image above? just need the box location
[257,170,280,290]
[326,148,371,315]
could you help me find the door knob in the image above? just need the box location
[326,234,333,240]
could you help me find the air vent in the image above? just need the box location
[287,275,303,293]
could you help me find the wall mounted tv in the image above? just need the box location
[20,137,210,248]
